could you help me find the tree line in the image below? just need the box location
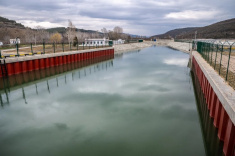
[0,19,131,45]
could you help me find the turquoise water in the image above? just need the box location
[0,46,210,156]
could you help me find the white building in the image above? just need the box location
[10,38,20,44]
[84,38,109,46]
[113,39,125,45]
[0,42,3,46]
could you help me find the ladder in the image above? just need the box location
[0,59,8,77]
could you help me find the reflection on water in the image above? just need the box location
[191,72,224,156]
[163,58,189,67]
[0,57,113,107]
[0,46,218,156]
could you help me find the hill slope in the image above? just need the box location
[152,27,198,39]
[151,18,235,39]
[0,16,25,29]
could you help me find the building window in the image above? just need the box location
[101,41,102,44]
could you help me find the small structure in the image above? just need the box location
[84,38,109,46]
[84,38,125,46]
[10,38,20,44]
[113,39,125,45]
[0,42,3,46]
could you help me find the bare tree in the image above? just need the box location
[66,20,76,44]
[24,28,34,43]
[113,26,123,34]
[35,26,49,43]
[76,31,90,42]
[101,28,108,38]
[110,26,124,40]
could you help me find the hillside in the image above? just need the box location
[151,18,235,39]
[0,16,25,29]
[152,27,198,39]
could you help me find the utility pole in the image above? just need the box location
[194,31,197,40]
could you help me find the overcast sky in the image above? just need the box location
[0,0,234,36]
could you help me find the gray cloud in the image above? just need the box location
[0,0,234,36]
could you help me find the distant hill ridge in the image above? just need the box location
[0,16,103,34]
[0,16,25,29]
[151,18,235,39]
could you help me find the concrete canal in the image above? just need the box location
[0,46,223,156]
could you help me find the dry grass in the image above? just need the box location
[211,62,235,90]
[2,44,110,55]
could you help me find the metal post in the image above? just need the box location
[62,42,64,52]
[219,45,223,75]
[16,43,19,56]
[83,43,84,50]
[43,41,45,54]
[209,43,210,62]
[70,42,71,51]
[225,46,232,81]
[53,42,55,53]
[214,45,218,69]
[208,43,210,63]
[31,43,33,54]
[210,43,213,65]
[205,43,207,60]
[77,42,78,51]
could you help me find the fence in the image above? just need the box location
[0,42,111,58]
[174,39,192,43]
[195,40,235,89]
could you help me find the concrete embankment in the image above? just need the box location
[192,51,235,156]
[114,42,155,53]
[169,40,235,156]
[156,39,191,53]
[0,47,114,77]
[114,40,191,54]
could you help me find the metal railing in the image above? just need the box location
[0,42,112,59]
[194,40,235,89]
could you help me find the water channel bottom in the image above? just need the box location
[0,46,223,156]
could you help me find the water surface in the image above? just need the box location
[0,46,208,156]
